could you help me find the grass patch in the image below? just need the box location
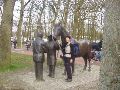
[0,53,65,73]
[0,53,33,73]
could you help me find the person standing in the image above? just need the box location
[63,36,73,82]
[62,37,77,76]
[32,32,46,81]
[13,39,17,49]
[26,40,31,51]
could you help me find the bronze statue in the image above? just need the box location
[32,32,46,81]
[46,35,59,78]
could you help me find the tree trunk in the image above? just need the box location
[17,0,31,48]
[26,3,33,41]
[63,0,71,28]
[0,0,15,66]
[16,0,24,48]
[22,24,27,42]
[99,0,120,90]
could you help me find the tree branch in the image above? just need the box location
[24,0,31,8]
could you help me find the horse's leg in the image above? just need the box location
[71,57,75,75]
[88,51,92,71]
[88,58,91,71]
[83,56,87,70]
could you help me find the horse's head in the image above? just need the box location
[53,23,63,39]
[53,23,70,44]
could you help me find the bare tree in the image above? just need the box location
[33,0,46,35]
[16,0,31,48]
[26,1,34,41]
[20,0,104,41]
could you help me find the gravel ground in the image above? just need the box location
[0,64,100,90]
[1,48,100,90]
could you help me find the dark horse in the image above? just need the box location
[91,40,103,61]
[53,23,92,71]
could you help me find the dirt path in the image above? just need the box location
[0,65,100,90]
[11,48,100,66]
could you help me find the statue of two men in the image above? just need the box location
[33,33,59,81]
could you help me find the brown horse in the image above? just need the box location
[53,23,92,71]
